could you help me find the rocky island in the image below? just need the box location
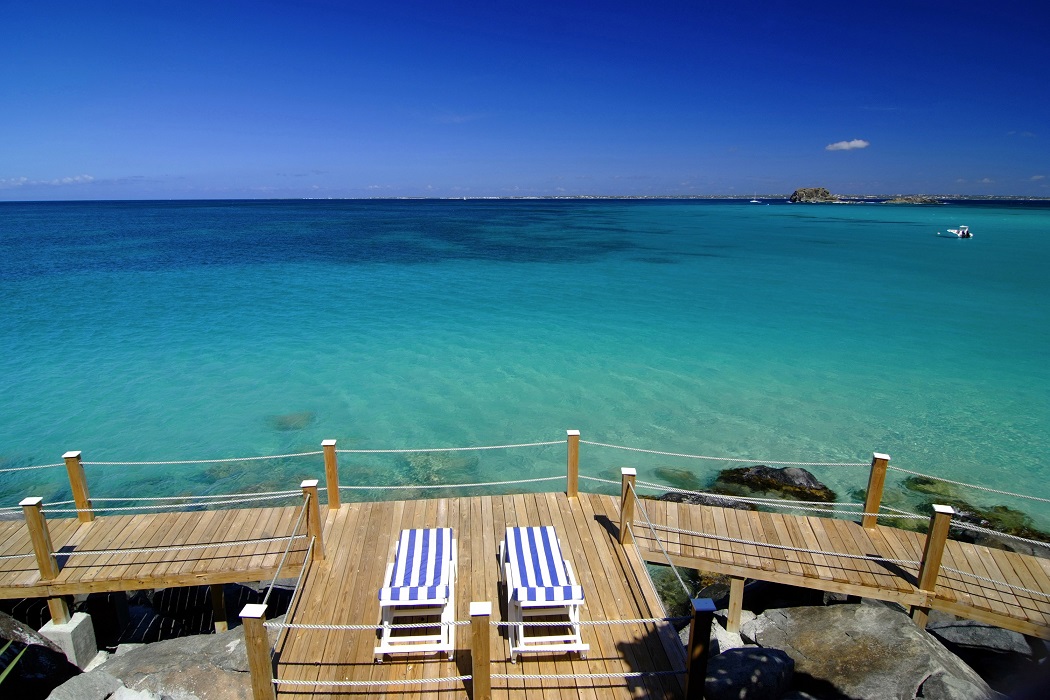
[788,187,840,203]
[885,195,944,204]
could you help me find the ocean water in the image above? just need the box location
[1,199,1048,524]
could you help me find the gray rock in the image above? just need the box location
[110,687,168,700]
[0,611,81,698]
[46,670,123,700]
[741,604,1001,699]
[926,615,1032,656]
[789,187,839,203]
[705,647,794,700]
[919,671,1000,700]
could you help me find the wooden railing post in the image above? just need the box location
[300,479,325,561]
[912,504,954,628]
[618,467,637,545]
[63,450,94,523]
[862,452,890,529]
[685,598,715,700]
[470,601,492,700]
[726,576,745,633]
[210,583,228,633]
[240,603,276,700]
[20,497,70,623]
[322,439,340,509]
[566,430,580,499]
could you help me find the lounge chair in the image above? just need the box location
[498,525,589,662]
[374,528,457,662]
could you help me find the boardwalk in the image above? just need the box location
[630,498,1050,639]
[273,491,685,699]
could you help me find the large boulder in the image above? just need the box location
[0,611,81,699]
[789,187,838,203]
[705,647,794,700]
[740,604,1002,699]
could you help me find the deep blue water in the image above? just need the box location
[2,199,1048,523]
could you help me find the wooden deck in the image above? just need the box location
[273,492,685,699]
[0,506,308,599]
[630,499,1050,639]
[2,490,1049,697]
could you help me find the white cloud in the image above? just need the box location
[825,139,870,151]
[0,174,94,189]
[1031,175,1046,181]
[979,177,994,184]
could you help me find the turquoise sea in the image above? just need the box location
[1,199,1048,525]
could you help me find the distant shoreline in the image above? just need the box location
[4,195,1050,204]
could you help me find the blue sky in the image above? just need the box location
[2,0,1046,199]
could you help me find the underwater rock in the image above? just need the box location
[653,467,704,491]
[267,411,315,432]
[713,465,837,502]
[399,451,479,485]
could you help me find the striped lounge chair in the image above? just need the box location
[374,528,457,662]
[499,526,589,662]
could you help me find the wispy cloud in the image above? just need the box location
[0,174,95,189]
[1031,175,1046,181]
[979,177,994,184]
[434,111,484,125]
[825,139,870,151]
[1007,131,1036,137]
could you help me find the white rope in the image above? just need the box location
[492,670,684,680]
[635,480,858,508]
[492,616,690,627]
[640,521,922,568]
[270,536,316,656]
[339,475,564,490]
[82,451,324,466]
[42,492,300,513]
[628,482,692,597]
[0,552,33,561]
[267,620,471,630]
[89,489,301,502]
[336,440,564,454]
[940,566,1050,600]
[581,441,868,467]
[579,475,620,485]
[949,522,1050,550]
[888,466,1050,504]
[263,499,311,607]
[61,534,308,557]
[274,676,472,687]
[0,462,64,473]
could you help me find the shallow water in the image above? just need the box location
[1,199,1047,524]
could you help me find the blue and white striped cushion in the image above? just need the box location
[378,528,452,603]
[506,526,584,604]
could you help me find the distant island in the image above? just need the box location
[789,188,943,204]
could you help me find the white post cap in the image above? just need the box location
[300,479,319,489]
[62,451,81,460]
[19,496,44,507]
[567,429,580,437]
[470,601,492,616]
[872,452,890,461]
[621,467,637,476]
[322,439,337,447]
[239,603,268,619]
[932,504,955,515]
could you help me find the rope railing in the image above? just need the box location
[581,440,869,467]
[888,465,1050,505]
[636,520,922,568]
[339,475,564,491]
[269,536,316,657]
[627,481,692,597]
[41,491,301,514]
[491,616,690,627]
[80,451,324,466]
[334,440,564,454]
[263,497,312,607]
[492,669,685,680]
[273,676,473,688]
[0,462,64,474]
[89,488,302,502]
[0,552,33,561]
[940,566,1050,600]
[949,521,1050,551]
[60,533,308,558]
[267,620,471,630]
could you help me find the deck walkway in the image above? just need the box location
[0,506,308,599]
[630,498,1050,639]
[273,491,685,699]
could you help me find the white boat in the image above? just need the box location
[946,225,973,238]
[750,192,761,203]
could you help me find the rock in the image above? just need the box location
[925,612,1041,696]
[110,687,167,700]
[919,671,1000,700]
[710,614,752,654]
[705,647,794,700]
[0,611,81,699]
[657,489,756,510]
[740,604,1002,699]
[46,671,124,700]
[789,187,839,203]
[89,616,283,700]
[885,195,943,204]
[713,465,837,502]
